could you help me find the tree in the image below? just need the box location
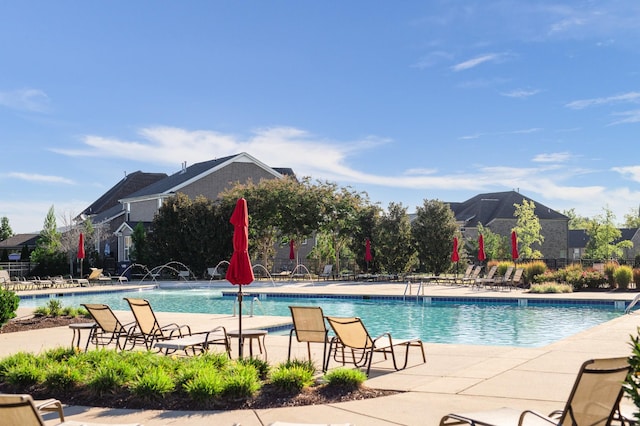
[375,202,417,274]
[584,207,633,260]
[130,222,149,265]
[624,207,640,229]
[476,223,509,261]
[0,217,13,241]
[411,199,457,275]
[563,208,592,230]
[30,205,67,276]
[348,203,382,273]
[148,194,232,276]
[513,199,544,259]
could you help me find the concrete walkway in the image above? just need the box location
[3,280,639,425]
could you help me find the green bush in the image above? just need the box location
[634,269,640,288]
[324,367,367,389]
[270,364,315,392]
[529,283,573,293]
[221,364,261,398]
[44,364,82,391]
[238,356,270,380]
[130,367,175,399]
[5,362,44,386]
[626,330,640,419]
[604,261,618,288]
[182,368,224,401]
[615,266,633,290]
[0,287,19,327]
[522,261,547,286]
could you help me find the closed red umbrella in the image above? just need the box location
[77,233,85,278]
[289,239,295,260]
[511,230,519,260]
[478,234,486,262]
[451,237,460,262]
[226,198,254,357]
[365,238,372,272]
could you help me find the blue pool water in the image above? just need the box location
[19,288,623,348]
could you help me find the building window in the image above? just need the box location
[124,236,132,261]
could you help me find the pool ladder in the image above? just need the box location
[403,281,424,301]
[625,294,640,314]
[233,297,265,317]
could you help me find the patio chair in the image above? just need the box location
[487,266,514,290]
[324,316,426,375]
[0,393,142,425]
[318,264,333,280]
[506,267,525,291]
[472,265,498,289]
[288,306,330,367]
[124,297,192,350]
[439,356,631,426]
[82,303,138,351]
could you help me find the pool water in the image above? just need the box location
[19,289,622,348]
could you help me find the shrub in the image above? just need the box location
[4,362,44,386]
[634,269,640,288]
[182,368,224,401]
[615,266,633,290]
[522,261,547,286]
[130,367,175,399]
[44,364,83,391]
[0,287,19,328]
[604,261,619,288]
[221,364,261,399]
[324,367,367,389]
[529,283,573,293]
[238,356,270,380]
[626,328,640,418]
[88,358,136,395]
[270,364,314,393]
[0,352,38,378]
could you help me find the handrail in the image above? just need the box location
[403,281,423,300]
[625,293,640,314]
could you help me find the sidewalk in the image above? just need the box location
[4,281,639,425]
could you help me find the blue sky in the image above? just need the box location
[2,1,640,234]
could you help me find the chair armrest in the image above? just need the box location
[518,410,558,425]
[35,398,65,421]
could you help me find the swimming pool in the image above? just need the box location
[19,288,623,348]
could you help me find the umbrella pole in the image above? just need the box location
[238,287,243,358]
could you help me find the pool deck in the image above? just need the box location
[4,279,640,425]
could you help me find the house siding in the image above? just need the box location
[179,162,276,200]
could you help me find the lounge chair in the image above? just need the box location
[439,357,631,426]
[124,297,192,350]
[82,303,138,351]
[324,316,426,375]
[472,265,498,289]
[487,266,514,290]
[318,264,333,280]
[455,265,482,285]
[288,306,330,367]
[0,393,142,425]
[154,325,231,356]
[505,267,525,291]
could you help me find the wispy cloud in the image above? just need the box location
[532,152,572,163]
[7,172,75,184]
[0,88,50,113]
[451,53,502,72]
[565,91,640,109]
[613,165,640,182]
[609,109,640,125]
[501,89,541,99]
[412,51,453,69]
[459,127,542,140]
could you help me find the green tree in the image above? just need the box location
[130,222,149,265]
[562,208,593,230]
[348,204,382,273]
[375,202,417,274]
[624,207,640,229]
[513,199,544,259]
[584,207,633,260]
[0,217,13,241]
[30,205,67,275]
[476,223,509,261]
[411,199,457,275]
[20,244,30,261]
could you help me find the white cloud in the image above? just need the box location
[451,53,502,72]
[7,172,75,184]
[609,109,640,125]
[565,92,640,110]
[0,88,50,112]
[501,89,541,99]
[613,165,640,182]
[532,152,572,163]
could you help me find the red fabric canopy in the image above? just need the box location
[365,239,372,263]
[478,234,486,261]
[226,198,254,285]
[451,237,460,262]
[289,240,295,260]
[511,230,519,260]
[77,233,85,259]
